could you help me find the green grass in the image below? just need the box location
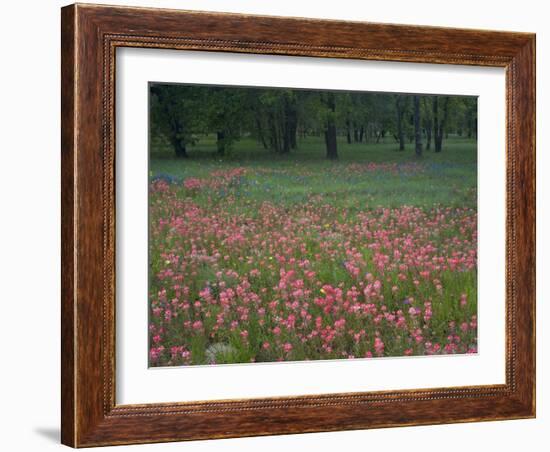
[150,135,477,209]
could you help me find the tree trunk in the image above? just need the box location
[325,92,338,160]
[289,117,298,149]
[286,96,298,150]
[359,126,365,143]
[346,119,352,144]
[255,117,268,149]
[268,112,280,152]
[398,123,405,151]
[169,120,188,158]
[152,86,188,158]
[282,112,290,153]
[435,135,443,152]
[414,96,422,157]
[422,97,432,151]
[433,96,450,152]
[173,139,188,158]
[396,97,405,151]
[325,126,338,160]
[433,97,442,152]
[216,130,225,155]
[282,123,291,153]
[466,104,476,139]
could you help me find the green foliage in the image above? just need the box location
[150,84,207,148]
[149,84,477,159]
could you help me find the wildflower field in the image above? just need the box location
[148,137,478,366]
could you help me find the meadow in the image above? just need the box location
[148,136,478,366]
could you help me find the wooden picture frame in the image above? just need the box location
[61,3,535,447]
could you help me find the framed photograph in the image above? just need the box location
[61,3,535,447]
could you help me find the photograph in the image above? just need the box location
[147,83,479,367]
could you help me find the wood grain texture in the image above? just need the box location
[61,3,536,447]
[60,5,76,447]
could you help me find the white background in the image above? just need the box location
[0,0,546,451]
[117,49,505,404]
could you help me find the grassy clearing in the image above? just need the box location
[151,135,477,209]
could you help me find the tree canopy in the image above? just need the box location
[149,83,477,159]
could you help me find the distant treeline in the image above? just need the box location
[149,83,477,160]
